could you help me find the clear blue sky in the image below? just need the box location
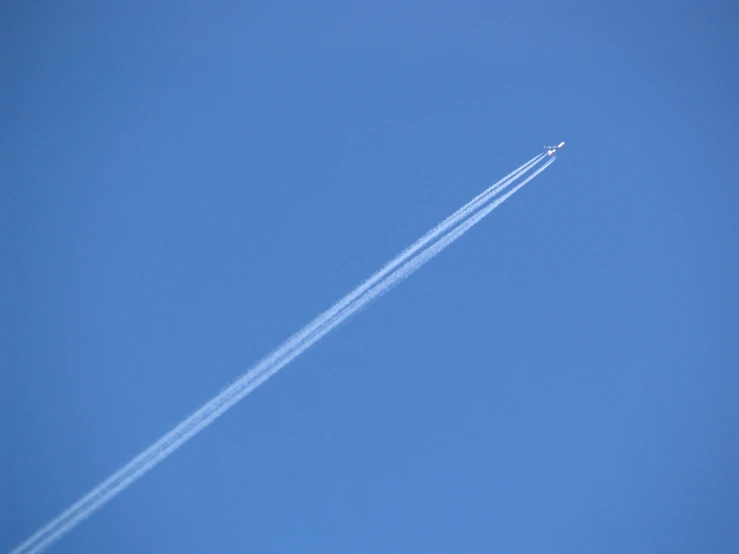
[4,2,738,552]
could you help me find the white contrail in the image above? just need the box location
[216,157,557,403]
[10,154,553,554]
[260,156,559,368]
[256,153,547,368]
[11,152,546,554]
[356,157,557,304]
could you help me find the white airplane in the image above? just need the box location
[544,141,565,156]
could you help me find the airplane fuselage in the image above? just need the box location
[545,141,565,155]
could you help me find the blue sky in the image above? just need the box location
[4,1,738,552]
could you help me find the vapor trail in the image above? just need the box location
[215,157,557,406]
[247,156,558,384]
[11,152,545,554]
[257,153,546,368]
[10,154,553,554]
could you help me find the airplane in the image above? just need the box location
[544,141,565,156]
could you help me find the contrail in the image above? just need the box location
[215,157,557,401]
[257,153,547,369]
[10,154,554,554]
[324,157,557,314]
[12,152,546,553]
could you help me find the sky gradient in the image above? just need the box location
[4,2,738,553]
